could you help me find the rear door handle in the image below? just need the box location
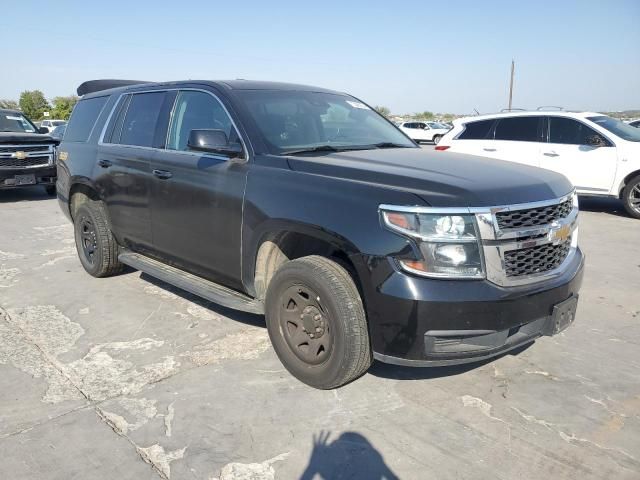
[544,152,559,157]
[483,148,497,152]
[152,169,173,180]
[98,159,112,168]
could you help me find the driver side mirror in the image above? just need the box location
[187,129,244,158]
[585,135,607,147]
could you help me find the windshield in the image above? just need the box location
[587,116,640,142]
[0,113,37,133]
[51,120,66,127]
[235,90,415,154]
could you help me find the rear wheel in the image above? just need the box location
[433,134,442,144]
[265,255,372,389]
[622,175,640,219]
[73,199,124,277]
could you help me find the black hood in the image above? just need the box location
[0,132,59,144]
[286,148,573,207]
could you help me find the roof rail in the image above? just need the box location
[500,108,527,112]
[536,106,564,111]
[77,79,152,96]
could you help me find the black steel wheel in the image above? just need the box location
[265,255,372,389]
[622,175,640,219]
[73,199,124,277]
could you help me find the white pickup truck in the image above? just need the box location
[438,111,640,218]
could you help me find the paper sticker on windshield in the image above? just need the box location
[6,116,23,120]
[346,101,370,110]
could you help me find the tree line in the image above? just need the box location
[374,106,457,122]
[0,91,78,121]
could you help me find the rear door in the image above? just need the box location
[95,90,169,251]
[540,116,617,193]
[490,116,545,167]
[149,89,248,291]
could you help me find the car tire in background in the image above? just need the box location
[73,198,125,277]
[265,255,372,389]
[433,134,442,144]
[621,174,640,219]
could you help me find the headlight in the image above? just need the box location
[381,208,485,279]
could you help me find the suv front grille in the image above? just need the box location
[0,144,54,169]
[503,239,572,277]
[496,199,573,230]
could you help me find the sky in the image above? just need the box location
[2,0,639,114]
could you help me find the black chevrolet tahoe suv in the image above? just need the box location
[1,109,58,194]
[57,79,584,389]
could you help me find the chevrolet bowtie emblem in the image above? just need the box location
[550,224,571,243]
[13,151,27,160]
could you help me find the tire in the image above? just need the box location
[45,185,56,196]
[622,175,640,219]
[265,255,372,389]
[73,199,124,277]
[433,135,442,144]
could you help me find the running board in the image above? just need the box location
[118,251,264,314]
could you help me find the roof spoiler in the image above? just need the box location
[77,79,151,96]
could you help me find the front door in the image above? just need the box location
[540,116,618,193]
[149,89,248,291]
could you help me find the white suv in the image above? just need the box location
[399,121,450,144]
[438,111,640,218]
[39,119,67,133]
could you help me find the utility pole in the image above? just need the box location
[508,59,515,110]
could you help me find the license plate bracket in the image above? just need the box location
[550,295,578,334]
[14,174,36,186]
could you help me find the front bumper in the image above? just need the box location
[0,165,56,189]
[354,246,584,366]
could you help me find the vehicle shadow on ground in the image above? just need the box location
[578,196,630,218]
[368,342,534,381]
[299,431,399,480]
[139,272,266,328]
[0,186,54,203]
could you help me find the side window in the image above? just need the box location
[64,96,109,143]
[167,91,235,151]
[118,92,166,147]
[494,116,543,142]
[549,117,600,145]
[458,119,495,140]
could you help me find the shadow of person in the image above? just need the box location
[300,431,398,480]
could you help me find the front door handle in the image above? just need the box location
[98,159,112,168]
[483,148,497,152]
[544,152,559,157]
[152,169,173,180]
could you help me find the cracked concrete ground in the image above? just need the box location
[0,187,638,480]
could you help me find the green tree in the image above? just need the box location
[19,90,50,120]
[51,95,79,120]
[0,99,19,109]
[413,111,435,121]
[374,106,391,117]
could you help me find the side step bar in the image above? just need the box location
[118,251,264,314]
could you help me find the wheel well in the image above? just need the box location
[619,170,640,198]
[69,184,100,219]
[253,231,358,300]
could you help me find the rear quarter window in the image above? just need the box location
[458,119,495,140]
[64,96,109,143]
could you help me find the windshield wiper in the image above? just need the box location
[369,142,414,149]
[281,145,358,155]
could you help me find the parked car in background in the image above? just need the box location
[50,124,66,140]
[0,109,58,195]
[438,111,640,218]
[39,119,67,133]
[629,120,640,128]
[57,79,583,389]
[398,121,450,144]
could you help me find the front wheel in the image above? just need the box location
[622,175,640,219]
[265,256,372,389]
